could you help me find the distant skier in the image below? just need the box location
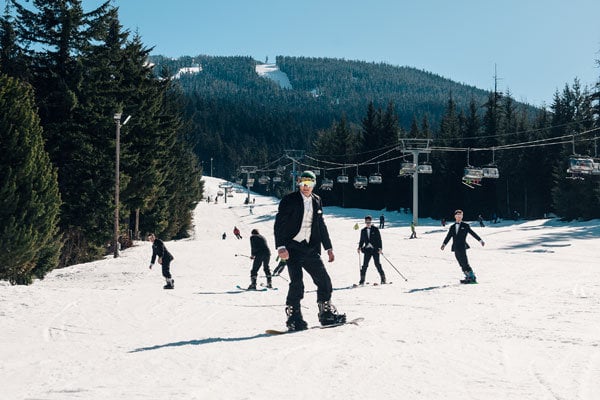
[379,213,385,229]
[233,226,242,239]
[357,215,386,285]
[440,209,485,284]
[410,221,417,239]
[478,214,485,227]
[248,229,272,289]
[147,233,175,289]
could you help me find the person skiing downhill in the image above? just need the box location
[441,209,485,284]
[274,170,346,331]
[147,233,175,289]
[357,215,386,285]
[248,229,272,289]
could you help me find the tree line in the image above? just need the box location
[0,1,202,284]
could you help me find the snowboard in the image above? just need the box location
[265,317,364,335]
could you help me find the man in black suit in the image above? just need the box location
[274,171,346,331]
[248,228,272,289]
[441,209,485,283]
[357,215,386,285]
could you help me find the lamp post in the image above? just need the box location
[113,113,131,258]
[210,157,213,177]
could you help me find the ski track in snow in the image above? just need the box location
[1,176,599,399]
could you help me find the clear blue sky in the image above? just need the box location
[86,0,599,107]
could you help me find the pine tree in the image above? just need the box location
[0,74,61,284]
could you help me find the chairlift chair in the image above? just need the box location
[320,178,334,190]
[482,166,500,179]
[272,176,282,183]
[417,163,433,174]
[353,175,368,189]
[368,172,383,184]
[462,166,483,188]
[337,174,349,184]
[247,178,255,187]
[258,175,270,185]
[399,162,416,177]
[567,156,594,175]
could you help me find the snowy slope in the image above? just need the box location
[1,176,599,400]
[255,63,292,89]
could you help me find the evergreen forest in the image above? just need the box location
[0,0,598,284]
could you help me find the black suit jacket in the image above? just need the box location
[443,222,482,252]
[358,226,382,251]
[274,191,332,252]
[250,234,271,257]
[151,239,174,263]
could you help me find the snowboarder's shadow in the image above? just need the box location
[129,334,270,353]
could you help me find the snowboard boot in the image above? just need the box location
[460,271,477,284]
[163,278,174,289]
[317,301,347,326]
[285,305,308,331]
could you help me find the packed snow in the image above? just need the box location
[255,63,292,89]
[1,176,599,400]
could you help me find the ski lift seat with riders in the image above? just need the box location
[353,175,368,189]
[567,156,595,175]
[399,162,416,177]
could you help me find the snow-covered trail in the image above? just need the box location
[1,176,599,399]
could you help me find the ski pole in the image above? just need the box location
[234,253,252,258]
[381,253,408,281]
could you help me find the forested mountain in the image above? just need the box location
[149,54,598,222]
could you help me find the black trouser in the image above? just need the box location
[250,254,271,279]
[286,241,332,307]
[454,250,473,274]
[161,258,172,279]
[360,248,385,281]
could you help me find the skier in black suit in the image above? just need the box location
[357,215,386,285]
[274,170,346,331]
[248,228,272,289]
[441,209,485,283]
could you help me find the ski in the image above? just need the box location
[259,283,278,290]
[351,282,392,288]
[265,317,364,335]
[236,285,268,292]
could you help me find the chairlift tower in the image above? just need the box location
[399,139,432,225]
[240,165,257,201]
[284,150,305,191]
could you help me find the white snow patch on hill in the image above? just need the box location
[256,63,292,89]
